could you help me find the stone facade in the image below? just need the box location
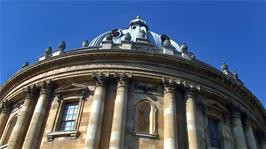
[0,17,265,149]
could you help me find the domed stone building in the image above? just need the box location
[0,16,265,149]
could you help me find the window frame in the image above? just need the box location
[133,99,158,138]
[47,95,85,141]
[207,117,222,149]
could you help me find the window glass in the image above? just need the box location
[208,118,221,148]
[60,102,78,131]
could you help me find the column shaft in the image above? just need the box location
[231,109,247,149]
[185,90,199,149]
[22,81,51,149]
[7,87,35,149]
[109,74,129,149]
[84,73,107,149]
[0,102,11,139]
[244,117,258,149]
[163,79,177,149]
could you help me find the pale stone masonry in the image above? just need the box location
[84,73,108,149]
[109,73,130,149]
[22,81,52,149]
[7,86,36,149]
[163,79,178,149]
[0,16,265,149]
[185,89,199,149]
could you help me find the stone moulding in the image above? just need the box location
[0,49,265,130]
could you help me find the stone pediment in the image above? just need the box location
[55,83,89,94]
[204,99,229,113]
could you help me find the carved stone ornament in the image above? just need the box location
[24,86,34,99]
[40,80,53,94]
[92,72,109,86]
[115,73,132,87]
[0,101,11,114]
[231,104,242,118]
[82,40,89,48]
[162,77,175,94]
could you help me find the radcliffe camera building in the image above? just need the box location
[0,16,265,149]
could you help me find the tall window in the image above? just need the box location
[208,118,221,148]
[59,102,79,131]
[2,116,18,144]
[135,100,157,136]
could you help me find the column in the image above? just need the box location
[109,73,130,149]
[163,79,178,149]
[7,86,36,149]
[244,115,258,149]
[0,101,11,139]
[84,73,108,149]
[231,107,248,149]
[22,81,52,149]
[185,89,199,149]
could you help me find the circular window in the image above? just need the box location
[111,29,122,38]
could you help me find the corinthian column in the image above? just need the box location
[244,115,258,149]
[0,101,11,139]
[163,78,178,149]
[231,106,247,149]
[8,86,36,149]
[84,73,108,149]
[22,81,52,149]
[185,89,199,149]
[109,73,130,149]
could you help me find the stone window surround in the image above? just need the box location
[0,111,19,146]
[206,110,224,149]
[47,95,85,142]
[133,99,158,138]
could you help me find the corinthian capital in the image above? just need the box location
[231,104,242,118]
[40,80,53,94]
[0,101,11,114]
[24,86,34,99]
[115,72,132,87]
[162,77,175,94]
[92,72,109,86]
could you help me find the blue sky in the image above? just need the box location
[0,1,265,107]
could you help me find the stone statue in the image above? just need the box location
[82,40,89,48]
[44,47,52,57]
[180,43,188,52]
[58,41,66,51]
[22,62,29,68]
[221,62,228,71]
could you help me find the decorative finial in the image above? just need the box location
[106,33,113,41]
[232,71,238,79]
[124,33,131,41]
[221,62,228,71]
[140,30,146,38]
[22,61,29,68]
[58,41,66,51]
[136,16,140,19]
[82,40,89,48]
[180,43,188,52]
[163,39,171,47]
[44,47,52,57]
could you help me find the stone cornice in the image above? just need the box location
[0,49,265,127]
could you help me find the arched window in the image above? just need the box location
[134,100,158,136]
[2,116,18,145]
